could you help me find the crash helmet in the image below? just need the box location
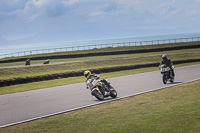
[162,54,167,60]
[84,70,91,79]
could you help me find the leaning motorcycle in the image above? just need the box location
[86,78,117,101]
[160,64,174,84]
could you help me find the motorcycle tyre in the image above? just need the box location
[110,89,117,98]
[162,74,167,84]
[92,90,104,101]
[170,77,174,83]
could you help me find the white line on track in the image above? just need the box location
[1,78,199,128]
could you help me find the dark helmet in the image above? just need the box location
[162,54,167,60]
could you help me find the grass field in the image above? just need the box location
[0,48,200,80]
[0,47,200,67]
[0,62,199,95]
[0,43,200,95]
[1,79,199,133]
[1,41,199,62]
[0,42,200,132]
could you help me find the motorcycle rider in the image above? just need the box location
[25,59,30,66]
[160,54,175,77]
[84,70,100,83]
[84,70,109,95]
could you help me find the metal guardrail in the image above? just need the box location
[0,37,200,59]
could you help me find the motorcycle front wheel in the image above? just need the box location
[92,90,104,101]
[162,74,167,84]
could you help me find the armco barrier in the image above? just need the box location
[0,43,200,63]
[0,58,200,87]
[1,36,200,59]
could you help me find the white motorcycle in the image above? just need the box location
[86,78,117,101]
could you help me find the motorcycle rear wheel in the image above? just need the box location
[110,89,117,98]
[170,77,174,83]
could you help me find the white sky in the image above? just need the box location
[0,0,200,44]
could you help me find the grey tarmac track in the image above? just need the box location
[0,64,200,128]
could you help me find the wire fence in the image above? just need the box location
[0,37,200,59]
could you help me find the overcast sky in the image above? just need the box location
[0,0,200,45]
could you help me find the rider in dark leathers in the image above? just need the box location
[160,54,175,77]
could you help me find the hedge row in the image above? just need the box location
[1,44,200,63]
[0,58,199,87]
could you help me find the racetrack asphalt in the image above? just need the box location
[0,64,200,128]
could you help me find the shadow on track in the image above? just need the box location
[94,97,119,102]
[169,81,182,84]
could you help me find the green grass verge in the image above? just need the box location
[0,48,200,80]
[1,41,199,62]
[1,79,199,133]
[0,62,199,95]
[0,47,200,67]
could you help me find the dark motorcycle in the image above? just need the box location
[43,59,50,64]
[160,64,174,84]
[86,78,117,101]
[25,59,30,66]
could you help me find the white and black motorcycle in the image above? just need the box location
[160,64,175,84]
[86,78,117,101]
